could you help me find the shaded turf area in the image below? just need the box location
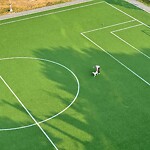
[0,0,150,149]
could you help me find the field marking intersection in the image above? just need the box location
[0,1,149,150]
[0,57,80,131]
[81,20,150,86]
[111,24,150,59]
[81,1,150,86]
[82,20,149,59]
[81,32,150,86]
[0,75,59,150]
[104,1,150,59]
[104,1,150,30]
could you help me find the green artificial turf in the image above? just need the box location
[0,0,150,150]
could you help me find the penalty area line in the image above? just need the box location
[82,20,136,34]
[111,24,150,59]
[104,1,150,30]
[0,76,59,150]
[81,33,150,86]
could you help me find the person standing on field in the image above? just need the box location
[92,65,100,77]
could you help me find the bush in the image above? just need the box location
[138,0,150,5]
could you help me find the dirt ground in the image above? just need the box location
[0,0,71,15]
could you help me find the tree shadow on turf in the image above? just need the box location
[105,0,141,11]
[0,99,35,128]
[33,46,150,150]
[1,99,28,113]
[0,116,57,150]
[142,29,150,37]
[0,99,60,150]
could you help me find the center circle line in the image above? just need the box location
[0,56,80,131]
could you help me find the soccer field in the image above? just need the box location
[0,0,150,149]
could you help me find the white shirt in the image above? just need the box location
[95,65,100,72]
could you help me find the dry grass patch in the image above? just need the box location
[0,0,71,15]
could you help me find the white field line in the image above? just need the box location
[0,76,59,150]
[81,33,150,86]
[0,124,35,131]
[1,0,149,30]
[0,0,93,21]
[0,0,148,144]
[0,0,149,32]
[80,1,150,60]
[0,57,80,132]
[104,1,150,30]
[111,23,143,33]
[82,20,136,34]
[82,21,149,59]
[111,24,150,59]
[0,0,149,61]
[0,1,105,26]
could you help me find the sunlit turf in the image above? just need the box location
[0,0,150,149]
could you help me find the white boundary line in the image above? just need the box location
[0,1,105,26]
[81,33,150,86]
[82,20,136,34]
[80,1,150,60]
[0,0,149,128]
[81,2,150,85]
[0,0,149,60]
[0,0,93,21]
[104,1,150,59]
[0,1,148,149]
[111,24,150,59]
[82,21,150,59]
[0,0,149,31]
[0,75,59,150]
[0,57,80,132]
[111,23,143,33]
[104,1,150,30]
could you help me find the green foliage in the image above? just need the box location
[138,0,150,5]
